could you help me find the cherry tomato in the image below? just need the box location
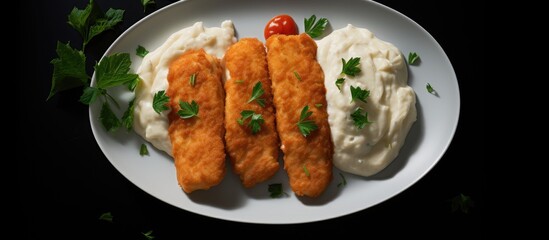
[264,14,298,40]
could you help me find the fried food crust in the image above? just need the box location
[167,49,226,193]
[266,34,333,197]
[224,38,280,188]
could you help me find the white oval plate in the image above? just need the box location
[90,0,459,224]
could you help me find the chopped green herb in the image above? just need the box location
[304,15,328,38]
[341,57,361,76]
[79,86,102,105]
[121,98,136,131]
[99,102,121,132]
[136,45,149,57]
[408,52,420,65]
[247,82,266,107]
[335,78,345,91]
[152,90,170,114]
[450,193,474,213]
[350,85,370,103]
[315,103,323,108]
[297,105,318,137]
[268,183,288,198]
[426,83,436,94]
[190,73,197,87]
[142,230,155,240]
[337,173,347,187]
[237,110,265,134]
[140,0,156,12]
[235,79,244,84]
[98,212,113,222]
[128,77,140,92]
[303,165,310,177]
[177,100,199,119]
[140,143,149,156]
[294,71,302,81]
[350,107,372,129]
[48,41,89,100]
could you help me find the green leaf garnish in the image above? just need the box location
[152,90,169,114]
[426,83,436,94]
[142,230,155,240]
[98,212,113,222]
[140,143,149,156]
[304,15,328,38]
[237,110,264,134]
[95,53,138,89]
[136,45,149,57]
[247,81,266,107]
[48,41,89,100]
[303,165,310,177]
[235,79,244,84]
[99,102,121,132]
[268,183,288,198]
[350,85,370,103]
[408,52,420,65]
[450,193,475,213]
[293,71,302,81]
[177,100,199,119]
[190,73,197,87]
[337,173,347,187]
[297,105,318,137]
[80,86,102,105]
[350,107,372,129]
[315,103,323,108]
[341,57,361,76]
[121,98,135,131]
[335,78,345,91]
[140,0,156,12]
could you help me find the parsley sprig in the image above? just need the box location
[350,85,370,103]
[341,57,361,76]
[350,107,372,129]
[177,100,199,119]
[152,90,169,114]
[304,15,328,38]
[268,183,288,198]
[237,110,265,134]
[297,105,318,137]
[247,82,266,107]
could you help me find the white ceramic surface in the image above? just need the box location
[89,0,460,224]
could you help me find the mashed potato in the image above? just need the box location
[317,24,417,176]
[133,21,236,155]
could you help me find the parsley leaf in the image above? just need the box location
[136,45,149,57]
[152,90,170,114]
[48,41,89,100]
[304,15,328,38]
[177,100,199,119]
[67,1,124,50]
[297,105,318,137]
[341,57,361,76]
[190,73,197,87]
[141,0,156,12]
[450,193,475,213]
[121,98,136,131]
[350,107,372,129]
[142,230,155,240]
[315,103,323,108]
[335,78,345,91]
[408,52,420,65]
[268,183,288,198]
[128,77,140,92]
[303,165,310,177]
[293,71,302,81]
[350,85,370,103]
[247,82,266,107]
[80,86,102,105]
[235,80,244,84]
[95,53,138,89]
[426,83,436,94]
[237,110,264,134]
[140,143,149,156]
[337,173,347,188]
[98,212,113,223]
[99,102,121,132]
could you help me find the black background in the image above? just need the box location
[19,0,483,238]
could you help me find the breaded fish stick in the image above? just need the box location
[266,34,333,197]
[224,38,280,188]
[167,49,226,193]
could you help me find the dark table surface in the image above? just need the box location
[19,0,483,238]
